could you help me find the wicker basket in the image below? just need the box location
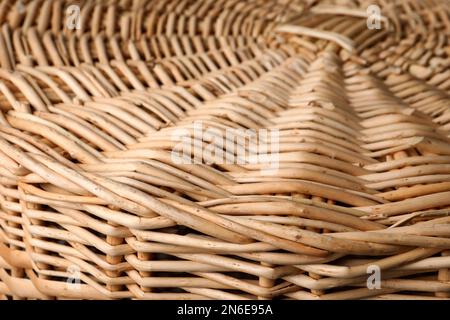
[0,0,450,300]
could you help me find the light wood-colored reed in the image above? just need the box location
[1,0,450,300]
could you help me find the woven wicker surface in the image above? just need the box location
[0,0,450,300]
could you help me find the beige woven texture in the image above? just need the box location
[0,0,450,300]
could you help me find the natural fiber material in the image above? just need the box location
[0,0,450,300]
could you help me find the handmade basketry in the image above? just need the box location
[0,0,450,300]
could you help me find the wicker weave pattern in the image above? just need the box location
[0,0,450,300]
